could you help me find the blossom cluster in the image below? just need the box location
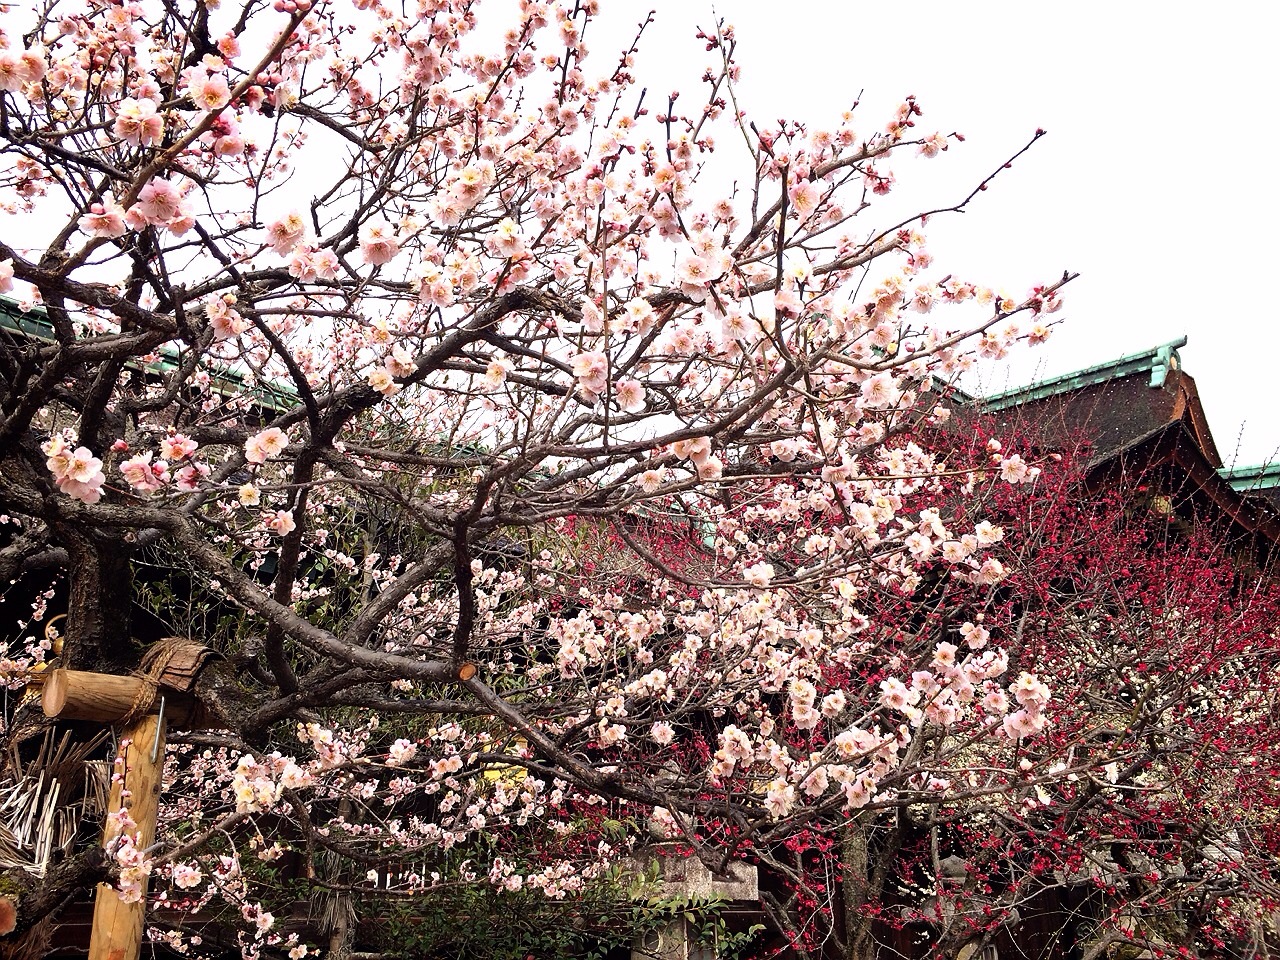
[43,435,105,504]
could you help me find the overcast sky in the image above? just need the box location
[592,2,1278,465]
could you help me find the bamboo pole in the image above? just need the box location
[88,714,165,960]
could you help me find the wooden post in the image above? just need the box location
[37,642,217,960]
[88,713,165,960]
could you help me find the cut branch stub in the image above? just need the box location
[41,669,206,728]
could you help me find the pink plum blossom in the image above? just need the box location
[43,436,106,504]
[570,351,609,398]
[244,427,289,464]
[265,510,296,535]
[112,99,165,146]
[188,72,232,111]
[120,453,169,493]
[368,366,401,396]
[78,198,128,238]
[359,222,401,266]
[160,434,198,461]
[859,372,902,409]
[266,212,307,254]
[0,46,45,92]
[482,359,509,391]
[129,178,186,228]
[637,469,666,494]
[613,378,646,413]
[171,863,203,889]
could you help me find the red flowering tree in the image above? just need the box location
[744,432,1280,960]
[0,0,1075,955]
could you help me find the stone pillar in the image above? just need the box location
[630,847,758,960]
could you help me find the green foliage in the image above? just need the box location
[374,884,631,960]
[638,894,765,960]
[372,885,764,960]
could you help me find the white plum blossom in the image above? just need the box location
[859,372,902,409]
[387,738,417,766]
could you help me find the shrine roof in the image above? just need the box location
[0,295,296,414]
[982,336,1188,412]
[973,335,1280,547]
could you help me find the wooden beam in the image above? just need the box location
[41,669,200,726]
[88,714,165,960]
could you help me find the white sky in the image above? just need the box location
[591,1,1280,465]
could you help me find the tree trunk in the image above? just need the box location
[0,531,135,956]
[1,529,134,784]
[61,530,134,673]
[842,820,877,960]
[0,847,109,959]
[318,799,356,960]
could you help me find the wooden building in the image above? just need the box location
[979,336,1280,554]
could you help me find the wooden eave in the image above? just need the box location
[1082,419,1280,548]
[979,357,1280,551]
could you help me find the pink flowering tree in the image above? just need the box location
[0,0,1073,954]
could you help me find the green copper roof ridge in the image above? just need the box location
[1,294,297,413]
[1220,461,1280,490]
[981,335,1188,412]
[0,293,48,316]
[0,295,53,340]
